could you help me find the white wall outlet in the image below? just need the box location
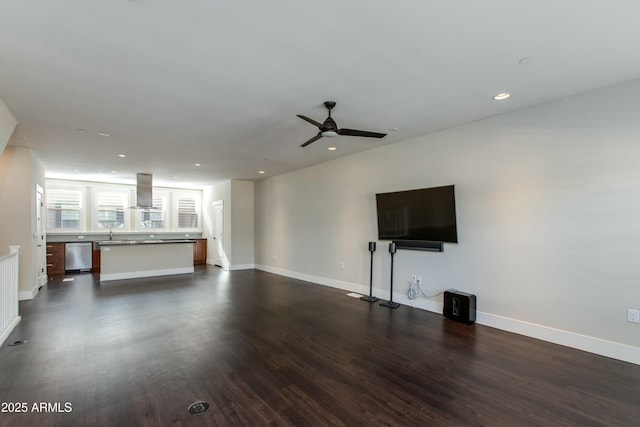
[149,234,154,238]
[628,309,640,324]
[78,235,85,239]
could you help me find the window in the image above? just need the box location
[96,191,128,229]
[139,196,167,230]
[177,197,199,229]
[46,188,83,230]
[44,179,202,233]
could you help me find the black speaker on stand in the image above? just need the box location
[360,242,379,303]
[380,242,400,309]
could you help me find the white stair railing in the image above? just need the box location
[0,246,20,346]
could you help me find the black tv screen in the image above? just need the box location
[376,185,458,243]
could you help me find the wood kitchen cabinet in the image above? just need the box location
[46,242,65,280]
[92,247,101,274]
[193,239,207,265]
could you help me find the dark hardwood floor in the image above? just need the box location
[1,266,639,426]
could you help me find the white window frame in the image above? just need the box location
[92,186,132,231]
[135,190,169,232]
[45,184,86,232]
[172,190,202,232]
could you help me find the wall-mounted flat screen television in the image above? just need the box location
[376,185,458,243]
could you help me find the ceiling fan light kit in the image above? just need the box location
[296,101,387,147]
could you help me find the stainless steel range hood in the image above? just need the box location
[131,173,154,209]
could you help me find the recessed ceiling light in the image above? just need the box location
[493,92,511,100]
[118,154,126,158]
[328,147,337,151]
[518,57,532,65]
[195,163,201,167]
[258,170,265,174]
[76,128,86,133]
[98,132,110,137]
[14,135,27,140]
[111,170,117,173]
[173,176,178,179]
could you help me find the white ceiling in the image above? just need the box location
[2,1,640,188]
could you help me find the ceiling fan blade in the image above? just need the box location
[337,128,387,138]
[300,133,323,148]
[296,115,322,128]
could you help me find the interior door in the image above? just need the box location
[35,184,46,285]
[212,201,224,267]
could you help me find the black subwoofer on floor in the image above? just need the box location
[443,290,476,324]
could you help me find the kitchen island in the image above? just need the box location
[98,240,195,282]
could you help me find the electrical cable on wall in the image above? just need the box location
[407,277,454,300]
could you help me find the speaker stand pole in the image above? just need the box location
[380,243,400,309]
[361,247,379,303]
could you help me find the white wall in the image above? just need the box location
[255,79,640,364]
[0,146,46,299]
[0,96,17,153]
[230,180,254,269]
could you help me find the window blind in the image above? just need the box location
[177,197,198,228]
[46,189,82,230]
[140,197,166,229]
[97,192,127,229]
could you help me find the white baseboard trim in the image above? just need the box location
[100,267,195,282]
[19,281,42,301]
[230,263,256,271]
[255,264,640,366]
[0,316,21,347]
[256,264,370,295]
[38,274,47,287]
[207,258,229,270]
[18,291,34,300]
[476,312,640,365]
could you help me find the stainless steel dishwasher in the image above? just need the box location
[65,242,92,271]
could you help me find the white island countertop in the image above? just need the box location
[97,239,195,246]
[99,240,195,282]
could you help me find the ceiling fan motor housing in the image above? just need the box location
[321,117,338,132]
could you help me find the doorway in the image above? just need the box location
[35,184,46,286]
[212,201,224,268]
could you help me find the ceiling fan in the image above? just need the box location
[296,101,387,147]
